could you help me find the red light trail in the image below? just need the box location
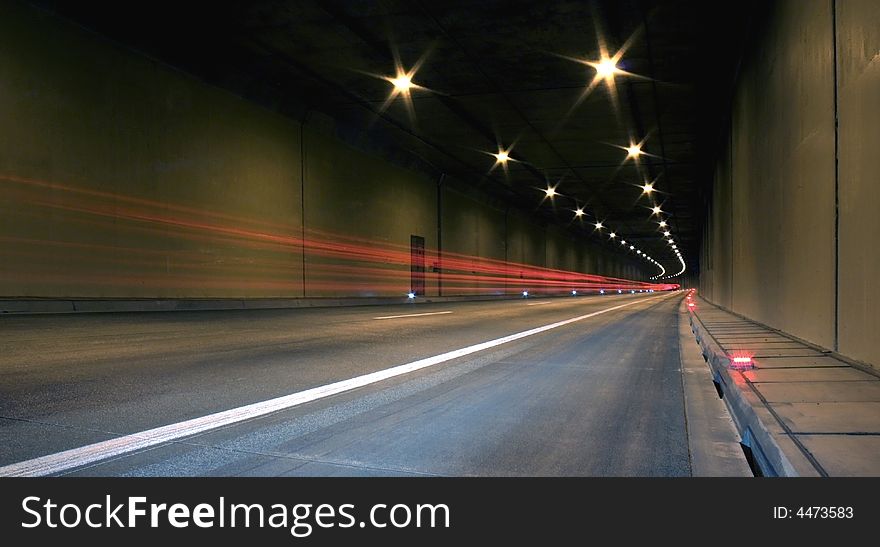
[1,174,677,296]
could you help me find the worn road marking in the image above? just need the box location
[373,311,453,320]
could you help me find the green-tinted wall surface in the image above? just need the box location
[0,2,646,301]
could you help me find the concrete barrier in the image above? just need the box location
[687,304,820,477]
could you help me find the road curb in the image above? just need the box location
[677,300,753,476]
[687,302,818,477]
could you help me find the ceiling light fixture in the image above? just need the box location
[593,57,620,79]
[390,73,413,92]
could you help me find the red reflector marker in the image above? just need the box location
[729,355,755,370]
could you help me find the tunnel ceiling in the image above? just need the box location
[40,0,751,279]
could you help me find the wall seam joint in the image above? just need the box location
[832,0,840,352]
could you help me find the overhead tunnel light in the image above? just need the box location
[390,74,413,92]
[593,57,620,79]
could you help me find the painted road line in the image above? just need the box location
[0,292,671,477]
[526,301,552,306]
[373,311,453,320]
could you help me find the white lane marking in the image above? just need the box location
[373,311,453,320]
[526,301,552,306]
[0,293,670,477]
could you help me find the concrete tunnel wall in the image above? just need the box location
[699,0,880,369]
[0,2,646,301]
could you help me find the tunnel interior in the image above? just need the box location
[1,0,879,480]
[1,0,752,301]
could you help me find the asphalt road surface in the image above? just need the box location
[0,291,742,476]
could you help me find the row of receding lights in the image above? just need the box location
[384,52,684,280]
[532,160,676,281]
[499,143,671,278]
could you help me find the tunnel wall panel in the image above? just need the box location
[439,187,487,296]
[706,143,733,308]
[837,0,880,367]
[302,129,438,297]
[0,2,305,298]
[703,0,835,345]
[731,0,835,348]
[701,0,878,368]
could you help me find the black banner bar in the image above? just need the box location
[1,478,876,543]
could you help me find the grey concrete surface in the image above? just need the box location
[744,368,872,382]
[677,301,752,476]
[773,403,880,434]
[689,296,880,476]
[745,356,848,369]
[798,435,880,476]
[754,382,880,403]
[0,291,742,476]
